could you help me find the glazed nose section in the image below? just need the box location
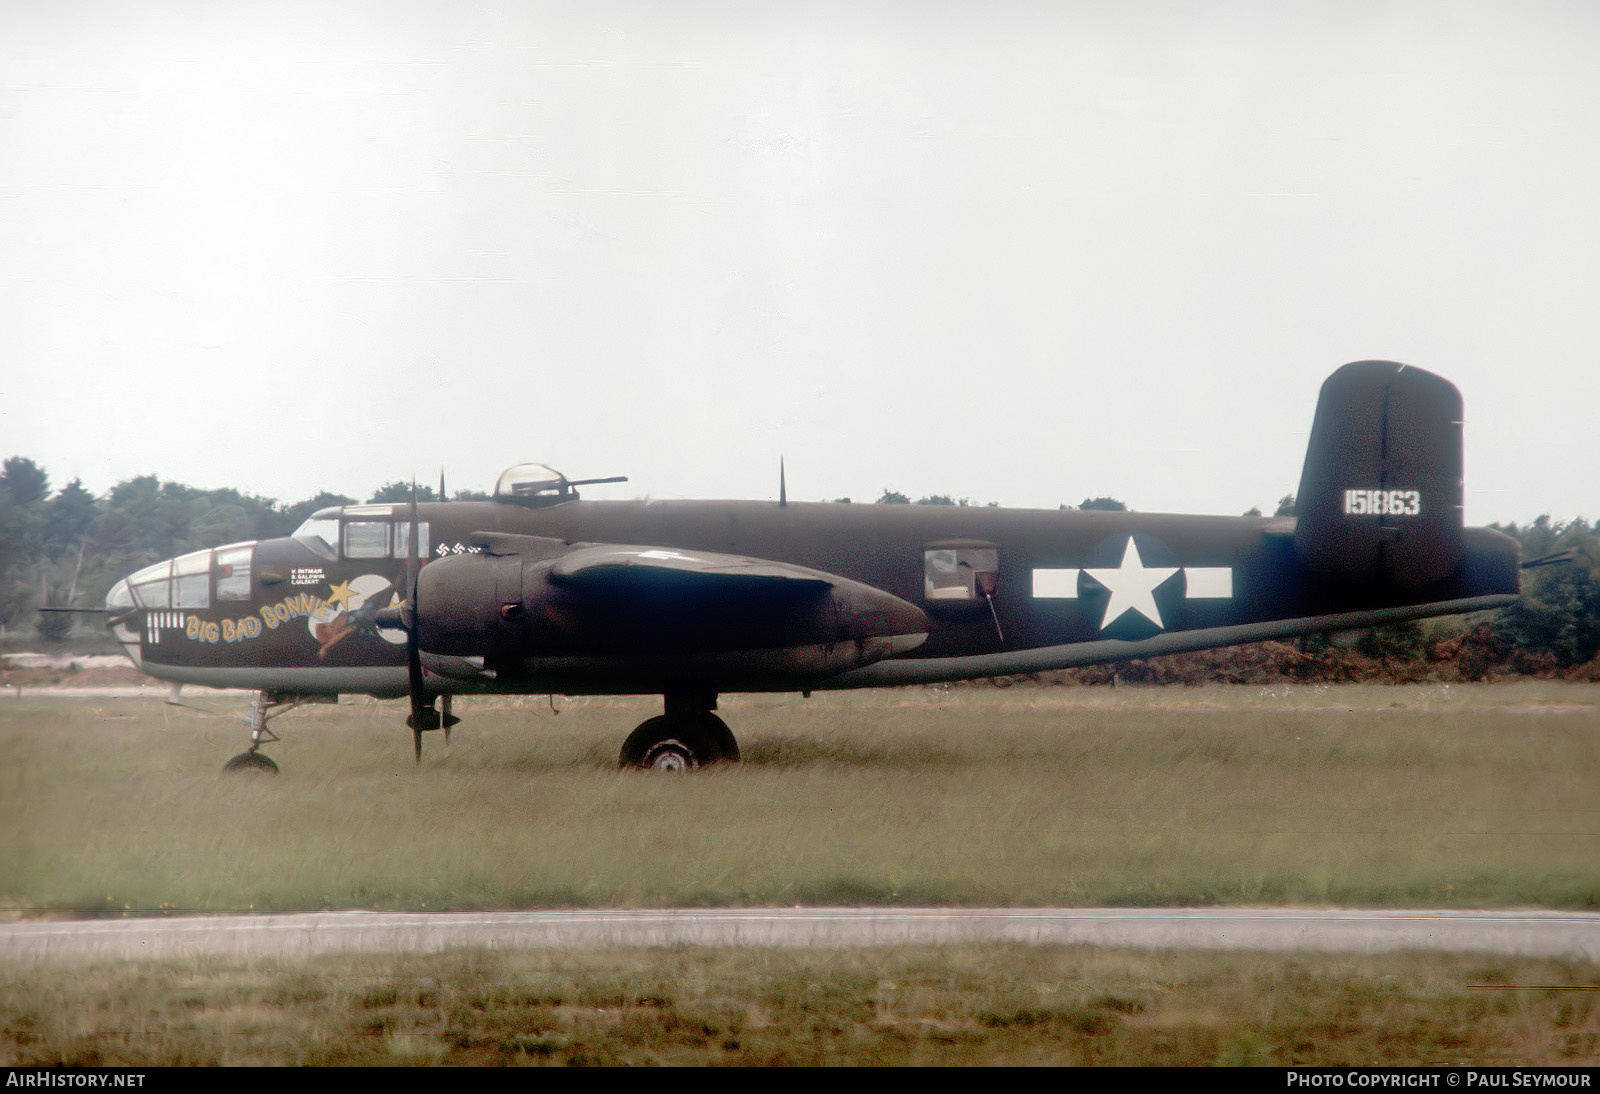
[105,577,136,620]
[104,577,143,667]
[105,548,216,663]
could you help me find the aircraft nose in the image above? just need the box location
[104,577,143,668]
[105,577,136,618]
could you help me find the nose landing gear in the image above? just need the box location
[222,750,280,775]
[220,691,334,775]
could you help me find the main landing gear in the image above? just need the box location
[220,688,742,775]
[619,688,740,771]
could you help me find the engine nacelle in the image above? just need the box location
[413,540,929,677]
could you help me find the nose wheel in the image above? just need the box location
[222,751,280,775]
[220,691,333,775]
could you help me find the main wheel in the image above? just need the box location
[700,713,740,762]
[222,751,279,776]
[619,714,737,771]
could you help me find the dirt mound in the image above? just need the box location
[0,653,147,689]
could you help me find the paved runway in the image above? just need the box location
[4,908,1597,965]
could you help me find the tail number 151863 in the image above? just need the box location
[1343,488,1421,516]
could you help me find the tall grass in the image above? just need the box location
[4,945,1596,1065]
[2,683,1596,916]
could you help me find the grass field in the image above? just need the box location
[4,944,1598,1066]
[2,682,1596,915]
[3,682,1598,1065]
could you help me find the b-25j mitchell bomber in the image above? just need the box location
[102,361,1520,773]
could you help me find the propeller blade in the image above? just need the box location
[399,481,459,755]
[406,481,429,759]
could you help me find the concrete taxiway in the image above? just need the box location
[3,908,1597,965]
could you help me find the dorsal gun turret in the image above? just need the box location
[493,463,628,507]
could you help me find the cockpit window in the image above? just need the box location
[292,516,340,561]
[215,545,253,601]
[394,520,429,560]
[344,521,390,559]
[173,550,212,609]
[294,510,429,561]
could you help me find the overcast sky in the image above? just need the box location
[3,1,1596,526]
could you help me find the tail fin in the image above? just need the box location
[1294,360,1464,589]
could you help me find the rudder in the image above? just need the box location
[1294,360,1464,589]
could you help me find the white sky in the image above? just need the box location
[3,1,1596,526]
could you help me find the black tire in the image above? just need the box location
[700,713,740,762]
[619,714,737,771]
[222,751,279,776]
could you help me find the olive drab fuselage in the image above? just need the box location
[102,363,1522,771]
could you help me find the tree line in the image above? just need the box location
[2,455,1595,674]
[0,456,488,640]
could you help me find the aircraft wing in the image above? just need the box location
[416,537,929,672]
[544,543,928,652]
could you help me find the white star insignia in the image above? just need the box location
[1083,538,1178,630]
